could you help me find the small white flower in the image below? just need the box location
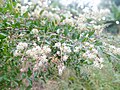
[88,54,96,59]
[98,18,101,21]
[17,42,28,50]
[74,46,80,52]
[16,3,21,8]
[41,20,45,25]
[21,6,28,15]
[56,29,60,34]
[84,42,90,46]
[28,2,32,6]
[31,28,39,35]
[63,46,71,53]
[55,42,61,48]
[90,44,94,48]
[26,50,31,55]
[83,50,90,58]
[62,43,66,46]
[102,17,106,20]
[93,61,103,69]
[16,45,24,50]
[33,55,39,60]
[113,47,120,54]
[82,53,87,58]
[56,51,60,55]
[117,48,120,54]
[63,18,74,25]
[93,61,99,67]
[63,55,69,61]
[35,46,41,51]
[41,10,48,17]
[38,1,42,6]
[20,68,27,72]
[53,14,61,23]
[92,48,98,54]
[38,61,43,67]
[33,64,39,71]
[46,48,51,53]
[14,50,21,56]
[85,34,89,38]
[58,63,65,76]
[99,58,104,63]
[109,45,116,49]
[100,64,104,69]
[86,50,91,55]
[32,6,42,18]
[43,45,51,53]
[41,55,48,63]
[33,43,37,46]
[90,38,95,42]
[23,43,28,48]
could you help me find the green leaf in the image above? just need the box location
[81,37,88,42]
[64,29,68,36]
[23,11,29,18]
[40,9,44,15]
[27,68,32,77]
[0,76,4,82]
[0,33,7,39]
[72,33,78,39]
[88,30,95,37]
[95,40,102,46]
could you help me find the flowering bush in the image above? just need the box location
[0,0,120,90]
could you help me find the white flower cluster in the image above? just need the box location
[88,9,110,22]
[55,42,71,53]
[17,42,28,50]
[54,42,71,62]
[74,45,82,52]
[76,23,87,31]
[21,5,28,16]
[14,42,28,56]
[93,25,104,35]
[31,28,39,35]
[58,63,66,76]
[62,11,72,19]
[17,0,49,17]
[42,11,61,24]
[103,42,120,55]
[82,42,104,69]
[62,18,74,26]
[14,40,51,71]
[26,44,51,71]
[110,46,120,55]
[93,58,104,69]
[15,3,21,11]
[32,5,42,18]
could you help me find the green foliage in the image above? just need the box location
[0,33,7,39]
[110,4,120,20]
[0,0,120,90]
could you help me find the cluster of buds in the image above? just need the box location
[54,42,71,62]
[42,11,61,24]
[103,42,120,55]
[31,28,39,35]
[54,42,72,75]
[62,18,74,26]
[73,41,104,69]
[83,42,104,69]
[14,42,28,56]
[26,44,51,71]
